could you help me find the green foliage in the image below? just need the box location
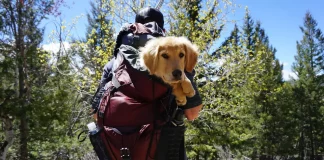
[77,0,116,92]
[1,1,324,159]
[182,7,288,158]
[0,0,93,159]
[167,0,228,51]
[291,11,324,159]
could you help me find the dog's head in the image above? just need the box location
[140,36,199,84]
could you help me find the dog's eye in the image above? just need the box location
[179,52,184,58]
[161,53,169,59]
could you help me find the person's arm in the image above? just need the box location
[90,58,115,121]
[183,70,203,121]
[91,58,115,111]
[184,104,203,121]
[100,58,115,87]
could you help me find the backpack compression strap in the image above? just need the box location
[111,52,124,89]
[97,53,123,119]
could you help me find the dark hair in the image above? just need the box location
[135,7,164,29]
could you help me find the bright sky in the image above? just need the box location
[40,0,324,81]
[227,0,324,80]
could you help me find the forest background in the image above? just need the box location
[1,0,324,159]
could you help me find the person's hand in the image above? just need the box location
[184,104,202,121]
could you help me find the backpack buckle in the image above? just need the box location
[98,111,104,118]
[170,108,184,126]
[120,148,131,160]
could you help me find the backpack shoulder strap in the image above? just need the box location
[113,23,133,57]
[111,52,124,89]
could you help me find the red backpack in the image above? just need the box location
[85,22,186,160]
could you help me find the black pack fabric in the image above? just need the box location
[88,129,112,160]
[113,22,165,57]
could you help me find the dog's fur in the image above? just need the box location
[139,36,199,106]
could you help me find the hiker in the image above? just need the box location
[92,7,202,121]
[89,7,203,160]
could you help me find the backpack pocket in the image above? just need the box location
[101,125,160,160]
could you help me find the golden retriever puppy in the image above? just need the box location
[139,36,199,106]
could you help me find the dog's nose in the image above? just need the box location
[172,70,182,80]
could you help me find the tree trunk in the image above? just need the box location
[308,105,315,160]
[299,131,305,160]
[17,0,28,159]
[18,38,29,160]
[204,152,208,160]
[19,110,28,160]
[196,151,199,160]
[18,50,29,160]
[0,116,15,160]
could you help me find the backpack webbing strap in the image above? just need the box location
[111,52,124,89]
[98,54,122,119]
[146,80,157,160]
[98,86,115,119]
[112,74,121,89]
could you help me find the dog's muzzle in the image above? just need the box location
[172,69,182,80]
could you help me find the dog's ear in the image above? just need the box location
[140,39,160,74]
[143,47,159,74]
[181,37,199,73]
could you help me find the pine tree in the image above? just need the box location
[292,11,324,159]
[242,8,254,57]
[86,0,115,54]
[0,1,58,158]
[76,0,115,91]
[0,1,90,159]
[205,8,288,158]
[213,24,240,58]
[167,0,224,50]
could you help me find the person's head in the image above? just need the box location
[135,7,164,29]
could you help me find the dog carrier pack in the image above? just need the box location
[80,22,188,160]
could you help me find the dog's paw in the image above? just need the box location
[185,89,195,98]
[181,80,195,98]
[176,97,187,106]
[182,85,195,97]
